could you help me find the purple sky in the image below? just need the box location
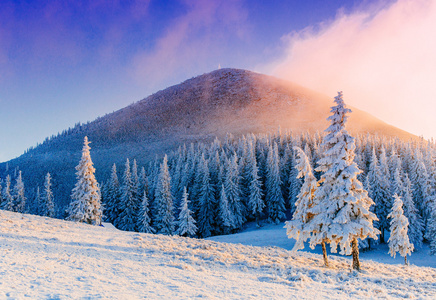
[1,0,433,162]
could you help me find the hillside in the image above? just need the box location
[0,68,416,208]
[1,210,435,299]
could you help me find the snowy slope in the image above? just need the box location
[1,210,435,299]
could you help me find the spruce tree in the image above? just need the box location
[176,187,197,237]
[154,155,175,235]
[265,142,285,223]
[246,141,264,226]
[66,137,102,225]
[388,194,414,265]
[1,175,13,211]
[105,164,121,223]
[224,153,245,230]
[13,171,26,213]
[219,184,233,234]
[284,147,319,253]
[117,159,138,231]
[137,191,155,234]
[308,92,379,270]
[42,172,55,218]
[196,154,216,237]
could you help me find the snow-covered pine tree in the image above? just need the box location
[1,175,13,211]
[402,173,423,248]
[105,164,121,223]
[154,155,175,235]
[427,197,436,255]
[388,194,414,265]
[176,187,197,237]
[308,92,379,271]
[284,146,319,254]
[196,154,216,237]
[34,186,41,216]
[367,147,390,242]
[66,136,102,225]
[265,142,285,223]
[224,153,244,230]
[0,178,3,208]
[117,159,138,231]
[13,171,26,213]
[219,184,233,234]
[42,172,55,218]
[137,190,155,234]
[246,140,264,226]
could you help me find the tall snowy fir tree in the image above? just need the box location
[224,154,244,230]
[137,191,155,234]
[388,194,414,265]
[246,141,264,226]
[367,147,391,242]
[219,184,233,234]
[1,175,13,211]
[117,159,138,231]
[13,171,26,213]
[176,187,197,237]
[265,143,285,223]
[399,172,424,248]
[308,92,379,270]
[42,172,55,218]
[154,155,175,235]
[34,186,41,216]
[66,136,102,225]
[196,154,216,237]
[105,163,121,223]
[284,147,319,254]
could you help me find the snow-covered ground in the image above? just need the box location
[1,210,436,299]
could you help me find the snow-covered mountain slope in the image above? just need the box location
[0,68,417,207]
[1,210,435,299]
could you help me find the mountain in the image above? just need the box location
[0,68,415,208]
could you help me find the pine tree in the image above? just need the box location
[224,153,244,230]
[1,175,13,211]
[427,199,436,255]
[66,137,102,225]
[388,194,414,265]
[246,141,264,226]
[399,172,424,248]
[34,186,42,216]
[284,147,319,252]
[308,92,379,270]
[265,142,285,223]
[137,191,155,234]
[367,147,391,242]
[219,184,233,234]
[42,172,55,217]
[117,159,138,231]
[105,164,121,223]
[196,154,216,237]
[176,187,197,237]
[13,171,26,213]
[154,155,175,235]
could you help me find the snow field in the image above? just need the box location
[1,210,436,299]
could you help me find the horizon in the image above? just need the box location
[1,0,435,162]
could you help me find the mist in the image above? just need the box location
[270,0,436,140]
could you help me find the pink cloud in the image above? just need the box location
[130,0,248,87]
[270,0,436,140]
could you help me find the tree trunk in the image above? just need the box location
[404,256,408,266]
[322,240,329,267]
[352,237,360,271]
[380,228,385,244]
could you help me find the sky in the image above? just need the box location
[0,0,434,162]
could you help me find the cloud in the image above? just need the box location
[270,0,436,139]
[130,0,248,88]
